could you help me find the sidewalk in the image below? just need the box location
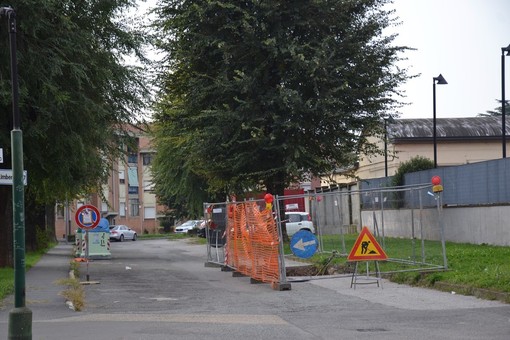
[0,242,77,321]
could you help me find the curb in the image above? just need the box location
[434,281,510,304]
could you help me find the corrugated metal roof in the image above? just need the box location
[388,117,505,140]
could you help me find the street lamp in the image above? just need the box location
[383,116,394,178]
[433,74,448,168]
[384,118,388,177]
[1,6,32,339]
[501,44,510,158]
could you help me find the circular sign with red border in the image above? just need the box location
[75,204,100,231]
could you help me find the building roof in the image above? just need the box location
[388,116,505,142]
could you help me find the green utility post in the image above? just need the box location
[1,6,33,340]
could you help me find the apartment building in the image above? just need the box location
[55,126,164,238]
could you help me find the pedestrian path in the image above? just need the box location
[0,243,76,321]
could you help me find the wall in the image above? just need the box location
[361,206,510,246]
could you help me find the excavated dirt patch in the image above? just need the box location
[286,263,356,276]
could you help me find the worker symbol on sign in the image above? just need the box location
[361,240,371,254]
[348,226,388,261]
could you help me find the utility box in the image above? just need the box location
[85,231,111,259]
[74,229,83,257]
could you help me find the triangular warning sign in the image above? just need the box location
[348,226,388,261]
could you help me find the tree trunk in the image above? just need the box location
[45,203,57,242]
[24,189,46,251]
[264,171,289,242]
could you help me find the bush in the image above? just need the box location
[392,156,434,187]
[390,156,434,208]
[36,227,51,249]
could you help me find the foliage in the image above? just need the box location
[150,0,412,208]
[391,155,434,187]
[56,276,85,311]
[151,122,224,217]
[36,227,51,250]
[478,99,510,116]
[0,1,150,259]
[0,0,149,202]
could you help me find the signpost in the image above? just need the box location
[75,205,100,281]
[0,169,28,185]
[290,230,318,259]
[3,7,32,340]
[348,226,388,289]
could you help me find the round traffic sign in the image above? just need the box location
[75,204,100,231]
[290,230,318,259]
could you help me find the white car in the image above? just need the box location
[175,220,202,234]
[109,225,137,242]
[285,212,315,236]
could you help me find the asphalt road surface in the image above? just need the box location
[1,238,509,340]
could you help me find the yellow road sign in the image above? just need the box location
[348,226,388,261]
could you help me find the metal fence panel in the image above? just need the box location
[363,158,510,207]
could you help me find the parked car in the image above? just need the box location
[174,220,202,234]
[285,212,315,236]
[109,225,137,242]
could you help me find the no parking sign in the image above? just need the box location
[75,204,100,231]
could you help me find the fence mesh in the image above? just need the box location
[225,201,280,284]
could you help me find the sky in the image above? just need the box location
[389,0,510,119]
[136,0,510,119]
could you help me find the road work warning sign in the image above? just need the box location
[347,226,388,261]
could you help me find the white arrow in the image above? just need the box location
[293,238,316,251]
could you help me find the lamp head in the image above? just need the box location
[503,44,510,56]
[433,74,448,85]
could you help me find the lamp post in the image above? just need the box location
[501,44,510,158]
[383,116,394,178]
[1,7,32,339]
[384,118,388,177]
[433,74,448,168]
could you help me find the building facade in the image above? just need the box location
[55,126,165,238]
[322,116,508,186]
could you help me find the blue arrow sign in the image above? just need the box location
[290,230,318,259]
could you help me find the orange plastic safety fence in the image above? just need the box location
[225,202,280,284]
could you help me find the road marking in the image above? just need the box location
[41,313,288,325]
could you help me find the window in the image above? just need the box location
[119,202,126,217]
[101,202,108,213]
[143,180,154,192]
[128,167,139,194]
[142,153,153,166]
[288,214,301,223]
[129,199,139,217]
[144,207,156,219]
[56,203,64,218]
[119,170,125,184]
[127,147,138,164]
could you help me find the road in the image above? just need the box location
[1,238,509,339]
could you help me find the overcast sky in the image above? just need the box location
[137,0,510,120]
[390,0,510,119]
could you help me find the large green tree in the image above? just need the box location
[0,0,149,266]
[151,0,410,213]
